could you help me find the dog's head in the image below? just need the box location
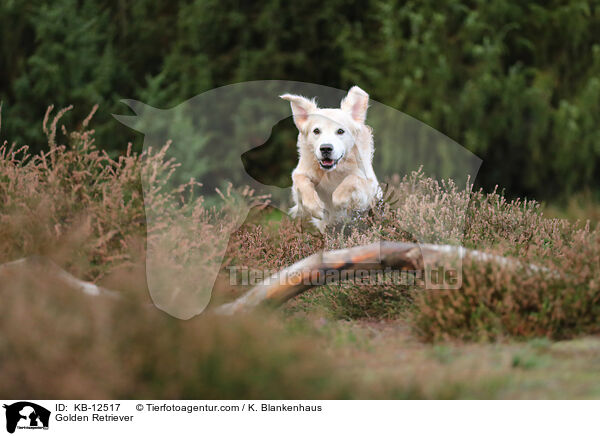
[281,86,369,171]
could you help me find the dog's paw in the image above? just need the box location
[332,185,368,212]
[302,192,325,220]
[332,191,351,210]
[310,217,328,233]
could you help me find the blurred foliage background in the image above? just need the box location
[1,0,600,202]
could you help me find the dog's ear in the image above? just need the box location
[280,94,317,130]
[341,86,369,124]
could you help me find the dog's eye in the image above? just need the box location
[313,128,320,135]
[337,128,345,135]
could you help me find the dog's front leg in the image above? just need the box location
[332,174,373,213]
[292,173,325,220]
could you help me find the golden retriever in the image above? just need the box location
[281,86,380,232]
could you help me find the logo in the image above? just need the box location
[3,402,50,433]
[114,81,482,319]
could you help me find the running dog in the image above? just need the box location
[281,86,380,232]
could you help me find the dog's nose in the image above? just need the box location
[320,144,333,156]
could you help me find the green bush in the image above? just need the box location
[2,1,600,200]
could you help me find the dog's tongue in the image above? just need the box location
[322,159,333,165]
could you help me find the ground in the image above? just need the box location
[310,318,600,399]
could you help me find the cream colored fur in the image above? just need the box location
[281,86,380,232]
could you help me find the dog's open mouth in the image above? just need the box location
[319,155,342,170]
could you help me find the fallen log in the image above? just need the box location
[215,241,421,315]
[0,243,552,315]
[214,241,552,315]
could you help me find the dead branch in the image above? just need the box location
[214,242,554,315]
[0,255,119,298]
[0,243,552,315]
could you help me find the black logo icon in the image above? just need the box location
[3,402,50,433]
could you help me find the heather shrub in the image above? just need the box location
[413,226,600,341]
[0,105,257,302]
[0,267,354,399]
[0,105,146,282]
[0,108,357,399]
[383,178,600,341]
[226,217,323,271]
[228,170,475,319]
[230,169,600,341]
[2,102,599,374]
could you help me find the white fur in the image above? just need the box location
[281,86,380,232]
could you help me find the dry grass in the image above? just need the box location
[231,172,600,341]
[0,107,353,399]
[1,106,599,399]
